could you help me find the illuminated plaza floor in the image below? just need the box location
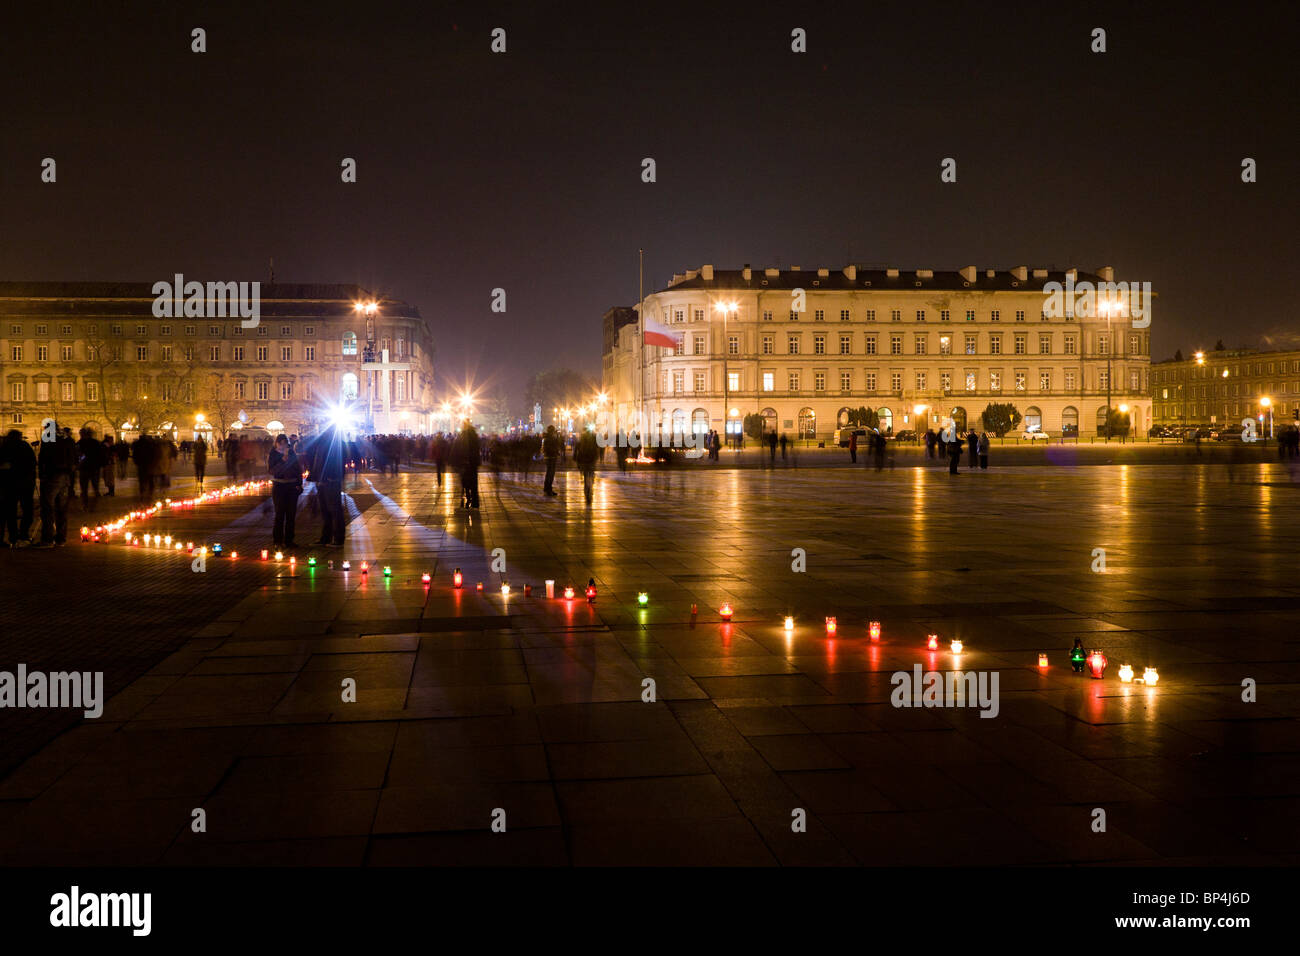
[1,459,1298,865]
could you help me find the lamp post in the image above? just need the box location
[1260,396,1273,441]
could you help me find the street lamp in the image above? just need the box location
[1260,396,1273,440]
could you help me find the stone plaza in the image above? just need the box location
[1,455,1297,866]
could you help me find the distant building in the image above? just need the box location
[603,264,1152,440]
[0,282,435,441]
[1151,348,1300,433]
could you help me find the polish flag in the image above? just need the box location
[643,315,682,349]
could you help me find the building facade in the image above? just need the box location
[0,282,435,441]
[1151,348,1300,434]
[604,264,1151,441]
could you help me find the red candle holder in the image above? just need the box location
[719,603,734,621]
[868,621,881,640]
[926,634,939,650]
[825,616,837,636]
[1087,650,1108,679]
[452,567,463,588]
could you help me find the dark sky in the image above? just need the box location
[3,1,1295,411]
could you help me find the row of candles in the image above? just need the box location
[80,480,271,544]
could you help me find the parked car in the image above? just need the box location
[892,430,917,442]
[1020,428,1050,441]
[1213,424,1245,441]
[1183,427,1212,442]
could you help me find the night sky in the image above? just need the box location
[3,1,1294,410]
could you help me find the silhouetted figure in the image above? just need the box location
[305,426,347,546]
[453,421,481,509]
[0,429,37,546]
[948,432,963,474]
[574,428,598,504]
[268,435,303,548]
[193,436,208,486]
[36,426,77,546]
[979,432,990,470]
[542,425,560,496]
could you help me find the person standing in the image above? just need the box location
[36,426,77,547]
[978,432,990,470]
[76,427,103,512]
[225,435,239,484]
[193,436,208,487]
[574,426,598,504]
[267,434,303,549]
[0,429,37,547]
[767,430,777,465]
[305,426,347,546]
[101,435,116,497]
[779,433,788,462]
[849,431,858,464]
[453,420,481,509]
[542,425,560,497]
[968,428,979,469]
[948,430,963,475]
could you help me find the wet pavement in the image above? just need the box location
[1,460,1297,865]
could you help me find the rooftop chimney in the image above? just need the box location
[843,265,857,281]
[1097,266,1114,281]
[764,267,779,277]
[817,267,829,278]
[916,269,934,279]
[959,266,977,282]
[742,265,752,281]
[1012,266,1028,281]
[886,268,899,278]
[1032,268,1047,279]
[701,264,714,281]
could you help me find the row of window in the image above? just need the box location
[670,307,1070,323]
[9,344,319,363]
[6,323,319,338]
[1154,402,1291,419]
[671,331,1145,358]
[1160,383,1298,400]
[666,368,1144,394]
[1154,359,1300,382]
[5,370,415,405]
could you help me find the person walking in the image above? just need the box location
[267,434,303,549]
[767,430,777,465]
[101,435,117,497]
[542,425,560,496]
[849,431,858,464]
[978,431,990,469]
[453,421,481,509]
[225,435,239,484]
[132,435,154,501]
[574,426,598,504]
[779,433,788,462]
[305,426,347,547]
[193,436,208,487]
[948,430,963,475]
[36,426,77,547]
[76,427,103,512]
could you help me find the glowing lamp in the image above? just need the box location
[80,526,90,541]
[501,582,510,596]
[545,580,555,598]
[825,617,837,636]
[230,551,238,559]
[1086,649,1108,679]
[383,566,392,577]
[476,581,483,591]
[342,561,351,571]
[1038,653,1049,668]
[1143,667,1159,685]
[174,542,183,551]
[1070,639,1086,673]
[308,556,317,567]
[869,621,881,640]
[1118,663,1134,683]
[186,542,194,552]
[422,572,431,584]
[784,616,795,631]
[719,603,734,621]
[926,634,939,651]
[951,639,963,654]
[124,532,133,543]
[361,561,369,574]
[274,551,284,561]
[453,567,463,588]
[289,556,296,566]
[691,604,698,616]
[585,579,597,602]
[563,585,575,600]
[212,543,222,555]
[132,538,140,547]
[163,535,172,546]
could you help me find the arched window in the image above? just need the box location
[691,408,709,435]
[342,331,358,356]
[797,407,816,439]
[877,407,893,433]
[341,373,359,400]
[950,406,968,432]
[671,408,687,441]
[761,407,777,433]
[1025,406,1043,431]
[1096,406,1110,429]
[1061,406,1079,436]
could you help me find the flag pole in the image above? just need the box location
[638,248,645,434]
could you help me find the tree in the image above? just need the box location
[845,406,877,427]
[523,368,598,423]
[200,373,241,440]
[982,402,1022,437]
[1104,408,1131,438]
[743,413,766,440]
[1174,349,1184,362]
[1214,339,1225,351]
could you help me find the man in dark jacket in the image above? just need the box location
[573,427,599,504]
[267,435,303,548]
[193,436,208,487]
[948,431,964,475]
[0,429,38,546]
[76,427,103,512]
[542,425,560,497]
[452,421,481,509]
[36,425,77,546]
[304,426,346,546]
